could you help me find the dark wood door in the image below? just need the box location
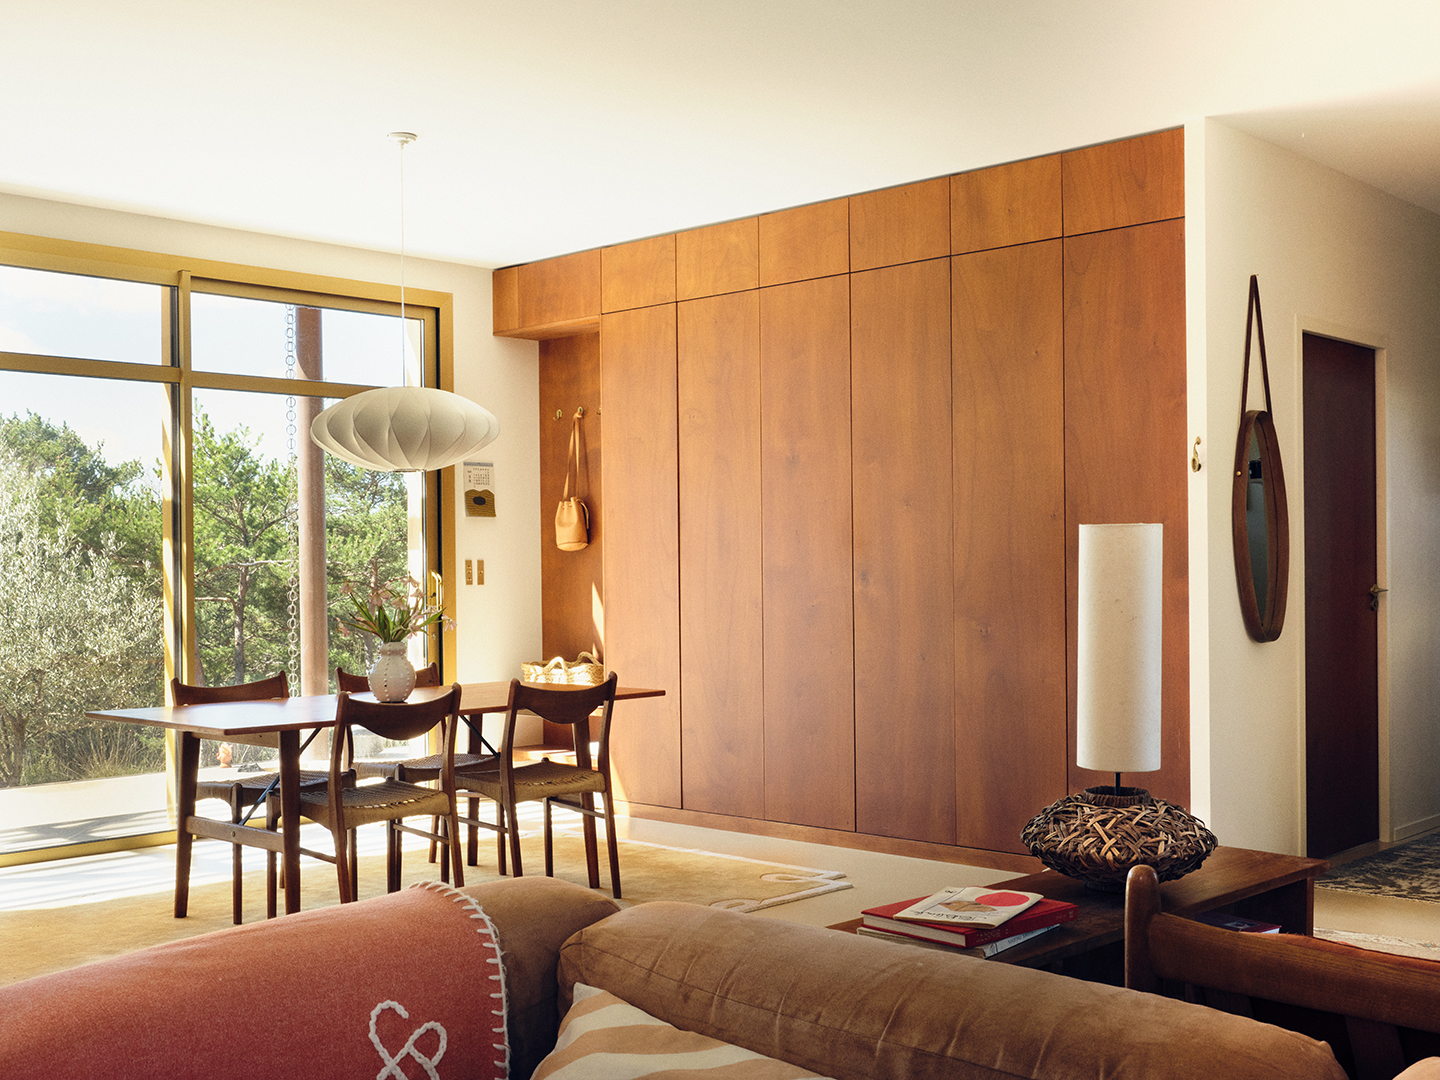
[1303,332,1379,858]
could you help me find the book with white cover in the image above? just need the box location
[890,886,1044,929]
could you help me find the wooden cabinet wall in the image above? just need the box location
[500,129,1187,858]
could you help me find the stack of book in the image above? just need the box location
[859,886,1079,958]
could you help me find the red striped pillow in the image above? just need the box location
[533,983,833,1079]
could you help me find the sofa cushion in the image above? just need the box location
[457,876,621,1077]
[558,900,1348,1080]
[533,982,834,1079]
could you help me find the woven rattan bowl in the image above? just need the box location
[1021,787,1218,892]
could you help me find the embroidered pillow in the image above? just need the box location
[532,982,834,1079]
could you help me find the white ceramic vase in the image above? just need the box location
[367,641,416,702]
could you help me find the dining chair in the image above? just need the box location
[278,685,467,903]
[454,673,621,897]
[173,672,329,924]
[337,663,498,866]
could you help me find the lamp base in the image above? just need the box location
[1020,787,1218,892]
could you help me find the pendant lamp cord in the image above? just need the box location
[389,131,417,379]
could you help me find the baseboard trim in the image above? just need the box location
[1393,814,1440,843]
[615,801,1042,876]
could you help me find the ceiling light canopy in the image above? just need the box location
[311,385,499,473]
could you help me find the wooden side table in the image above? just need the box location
[831,846,1328,983]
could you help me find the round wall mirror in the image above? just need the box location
[1232,409,1289,641]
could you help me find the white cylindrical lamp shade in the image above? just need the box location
[310,386,499,473]
[1076,523,1163,774]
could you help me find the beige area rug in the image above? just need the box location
[1314,926,1440,961]
[0,826,849,986]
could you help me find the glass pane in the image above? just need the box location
[190,294,423,387]
[190,387,427,768]
[0,372,168,853]
[0,264,164,365]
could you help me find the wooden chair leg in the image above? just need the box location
[505,797,524,877]
[466,796,480,866]
[332,818,354,903]
[265,795,279,919]
[543,798,555,878]
[445,812,465,888]
[496,802,508,875]
[602,792,621,899]
[580,792,600,889]
[387,821,401,893]
[228,788,245,925]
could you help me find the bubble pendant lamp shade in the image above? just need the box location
[310,385,499,473]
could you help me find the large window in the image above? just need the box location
[0,242,449,864]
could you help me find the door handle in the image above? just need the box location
[1370,584,1388,612]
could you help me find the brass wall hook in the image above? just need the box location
[556,406,587,420]
[1191,436,1203,472]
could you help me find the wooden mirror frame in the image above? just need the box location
[1232,409,1289,642]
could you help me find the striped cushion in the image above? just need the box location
[532,983,833,1079]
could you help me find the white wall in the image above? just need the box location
[1193,119,1440,853]
[0,192,542,684]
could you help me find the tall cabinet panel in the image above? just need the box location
[1064,219,1188,805]
[952,240,1067,853]
[678,291,765,818]
[760,276,855,831]
[851,258,955,843]
[601,304,682,808]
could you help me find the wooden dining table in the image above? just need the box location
[86,680,665,917]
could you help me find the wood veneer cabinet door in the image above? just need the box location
[518,249,602,330]
[951,155,1062,254]
[678,291,764,818]
[1062,129,1184,236]
[760,276,855,831]
[952,240,1067,853]
[602,235,677,313]
[601,304,682,808]
[1064,219,1188,805]
[850,177,950,272]
[852,258,955,843]
[677,219,759,301]
[758,199,849,287]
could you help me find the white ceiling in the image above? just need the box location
[4,0,1440,269]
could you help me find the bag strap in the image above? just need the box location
[562,409,584,501]
[1239,274,1273,421]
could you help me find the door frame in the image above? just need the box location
[1294,315,1389,848]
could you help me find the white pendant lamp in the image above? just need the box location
[310,132,499,473]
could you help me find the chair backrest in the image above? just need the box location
[1124,863,1440,1078]
[501,673,618,771]
[171,672,288,706]
[330,684,462,774]
[335,663,440,694]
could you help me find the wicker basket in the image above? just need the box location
[521,652,605,686]
[1020,787,1218,892]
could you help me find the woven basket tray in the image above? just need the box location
[521,652,604,685]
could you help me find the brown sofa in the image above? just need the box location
[0,875,1372,1079]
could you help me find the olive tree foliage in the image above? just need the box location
[0,446,163,786]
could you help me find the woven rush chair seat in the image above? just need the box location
[273,685,467,902]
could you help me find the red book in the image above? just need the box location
[861,895,1078,948]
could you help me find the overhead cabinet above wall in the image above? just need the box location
[496,128,1187,862]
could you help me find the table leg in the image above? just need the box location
[278,730,302,914]
[174,730,200,918]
